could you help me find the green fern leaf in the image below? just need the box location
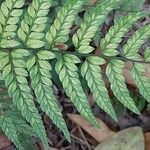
[106,59,140,114]
[55,54,99,127]
[0,0,24,48]
[131,63,150,102]
[5,108,36,137]
[27,50,71,142]
[144,47,150,61]
[100,12,146,56]
[123,24,150,59]
[46,0,84,49]
[0,51,9,70]
[119,0,144,11]
[2,50,49,149]
[81,56,117,121]
[72,0,119,54]
[0,116,24,150]
[18,0,52,48]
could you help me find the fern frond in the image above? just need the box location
[1,50,49,149]
[46,0,84,49]
[131,63,150,102]
[72,0,119,54]
[123,24,150,59]
[0,116,24,150]
[18,0,52,48]
[119,0,145,12]
[0,84,35,149]
[144,47,150,61]
[0,51,9,70]
[81,56,117,121]
[5,108,36,137]
[0,0,24,48]
[27,50,71,142]
[100,12,146,56]
[55,54,99,127]
[106,59,140,114]
[0,0,150,148]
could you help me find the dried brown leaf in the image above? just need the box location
[144,132,150,150]
[67,114,115,142]
[0,134,11,149]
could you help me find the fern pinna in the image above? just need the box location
[0,0,150,149]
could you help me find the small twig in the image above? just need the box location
[81,144,86,150]
[78,126,92,150]
[60,146,71,150]
[70,134,87,145]
[57,138,65,147]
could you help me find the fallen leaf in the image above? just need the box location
[144,132,150,150]
[0,134,11,149]
[67,114,115,142]
[94,127,144,150]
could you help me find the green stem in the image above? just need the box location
[1,47,150,64]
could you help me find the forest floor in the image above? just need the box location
[0,2,150,150]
